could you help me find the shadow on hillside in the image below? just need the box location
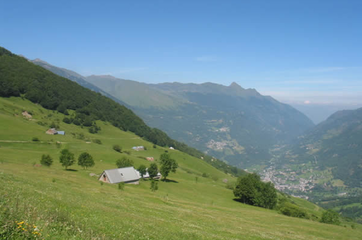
[232,198,245,204]
[65,169,78,172]
[162,179,178,183]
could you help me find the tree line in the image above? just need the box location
[41,150,94,170]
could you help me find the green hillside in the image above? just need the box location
[0,46,241,176]
[0,96,360,239]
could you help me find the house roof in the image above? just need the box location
[103,167,139,183]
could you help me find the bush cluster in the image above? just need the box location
[233,173,277,209]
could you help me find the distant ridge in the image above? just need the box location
[31,59,314,168]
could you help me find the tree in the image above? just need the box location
[138,165,147,179]
[233,173,277,209]
[159,153,178,181]
[40,154,53,167]
[113,144,122,153]
[59,149,75,169]
[320,210,340,225]
[116,156,133,168]
[78,152,95,169]
[148,163,158,179]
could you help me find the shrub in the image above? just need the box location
[211,175,219,182]
[116,157,133,168]
[63,117,72,124]
[279,202,309,219]
[36,121,47,126]
[49,121,59,129]
[93,139,102,144]
[150,180,158,192]
[32,137,39,142]
[40,154,53,167]
[118,182,125,190]
[113,144,122,153]
[202,173,209,178]
[320,210,340,225]
[73,119,81,126]
[225,181,236,190]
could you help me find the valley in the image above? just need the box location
[1,46,362,239]
[29,55,362,224]
[2,1,362,239]
[2,97,360,239]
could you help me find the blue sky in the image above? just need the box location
[1,0,362,112]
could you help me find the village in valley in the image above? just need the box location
[259,165,317,199]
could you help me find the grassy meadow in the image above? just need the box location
[0,97,361,239]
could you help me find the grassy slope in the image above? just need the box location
[0,97,361,240]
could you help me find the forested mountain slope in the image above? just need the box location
[283,108,362,188]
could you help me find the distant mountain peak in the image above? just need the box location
[32,58,51,65]
[229,82,242,88]
[88,75,118,80]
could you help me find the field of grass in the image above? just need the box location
[1,97,361,239]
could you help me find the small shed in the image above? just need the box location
[46,128,58,135]
[22,111,32,119]
[57,131,65,135]
[99,167,140,184]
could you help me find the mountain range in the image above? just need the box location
[1,47,361,222]
[31,60,315,169]
[1,45,360,238]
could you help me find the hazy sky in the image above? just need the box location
[1,0,362,110]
